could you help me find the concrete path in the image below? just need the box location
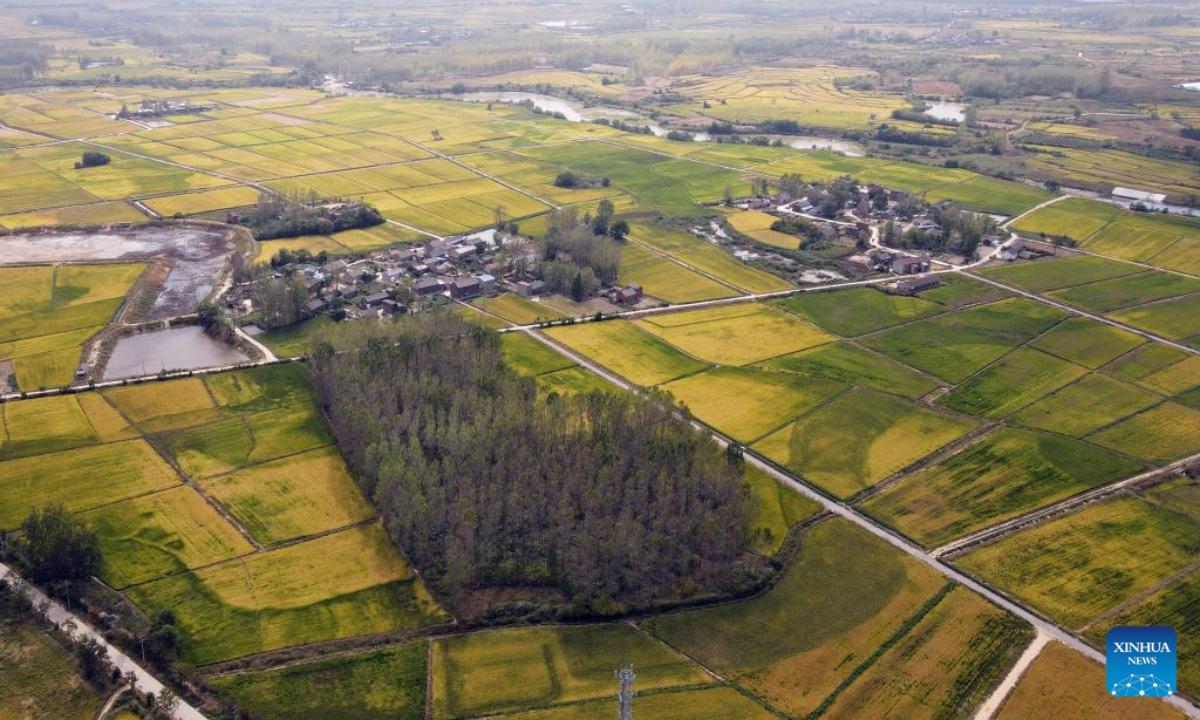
[0,562,208,720]
[973,629,1051,720]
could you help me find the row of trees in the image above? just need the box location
[308,315,750,612]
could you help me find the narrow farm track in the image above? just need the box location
[520,327,1200,719]
[973,629,1051,720]
[0,561,208,720]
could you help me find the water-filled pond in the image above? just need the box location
[104,326,248,379]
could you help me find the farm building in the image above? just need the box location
[1112,187,1167,204]
[891,255,931,274]
[896,276,940,294]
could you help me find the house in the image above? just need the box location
[362,291,390,307]
[449,245,476,261]
[996,238,1025,262]
[912,218,941,233]
[305,298,329,313]
[1113,186,1166,205]
[510,280,544,298]
[477,274,497,294]
[614,284,643,305]
[450,276,482,300]
[891,254,930,274]
[896,275,940,294]
[415,277,444,296]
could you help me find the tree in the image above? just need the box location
[253,276,308,330]
[778,172,803,200]
[592,199,614,236]
[75,151,110,169]
[570,271,585,301]
[21,505,100,585]
[493,204,506,231]
[154,687,179,719]
[609,220,629,241]
[74,636,108,684]
[722,185,733,206]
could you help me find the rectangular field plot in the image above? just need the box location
[1047,272,1200,314]
[0,439,179,529]
[518,142,745,216]
[996,641,1186,720]
[1108,293,1200,340]
[744,464,822,557]
[104,377,223,432]
[507,686,777,720]
[955,496,1200,629]
[1012,373,1163,438]
[0,617,104,720]
[1088,402,1200,462]
[158,405,331,479]
[644,518,949,718]
[204,362,316,412]
[618,243,738,304]
[977,255,1140,293]
[758,342,942,399]
[0,200,148,230]
[823,586,1031,719]
[753,388,976,499]
[126,523,450,665]
[210,643,428,720]
[916,274,1011,309]
[16,142,230,204]
[431,625,711,718]
[861,298,1067,383]
[774,287,944,337]
[634,304,835,366]
[476,295,565,326]
[1,392,131,460]
[500,332,575,376]
[543,321,709,387]
[199,446,374,546]
[726,210,800,250]
[924,175,1053,216]
[142,186,261,216]
[863,428,1143,548]
[1011,198,1124,243]
[938,347,1088,419]
[629,223,792,293]
[1028,317,1145,368]
[84,486,254,589]
[663,366,845,442]
[534,367,615,396]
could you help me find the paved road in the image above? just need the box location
[974,629,1051,720]
[0,562,208,720]
[522,328,1200,719]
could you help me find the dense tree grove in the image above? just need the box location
[539,206,621,296]
[19,505,100,585]
[309,315,749,612]
[239,193,383,241]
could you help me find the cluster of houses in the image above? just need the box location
[243,229,648,324]
[117,99,219,120]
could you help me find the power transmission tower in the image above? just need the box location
[616,665,635,720]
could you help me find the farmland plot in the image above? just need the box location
[1013,373,1163,438]
[543,321,709,386]
[955,496,1200,629]
[758,341,942,399]
[753,388,976,498]
[977,255,1140,293]
[863,428,1143,547]
[628,223,792,293]
[618,242,738,303]
[744,464,822,556]
[938,347,1088,419]
[1048,271,1200,314]
[1088,402,1200,462]
[634,303,834,366]
[774,286,944,337]
[1027,317,1145,368]
[644,518,949,718]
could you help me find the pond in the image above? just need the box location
[925,102,967,123]
[0,224,233,319]
[104,326,249,379]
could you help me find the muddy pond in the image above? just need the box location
[104,326,249,379]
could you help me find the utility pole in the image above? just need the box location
[616,665,635,720]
